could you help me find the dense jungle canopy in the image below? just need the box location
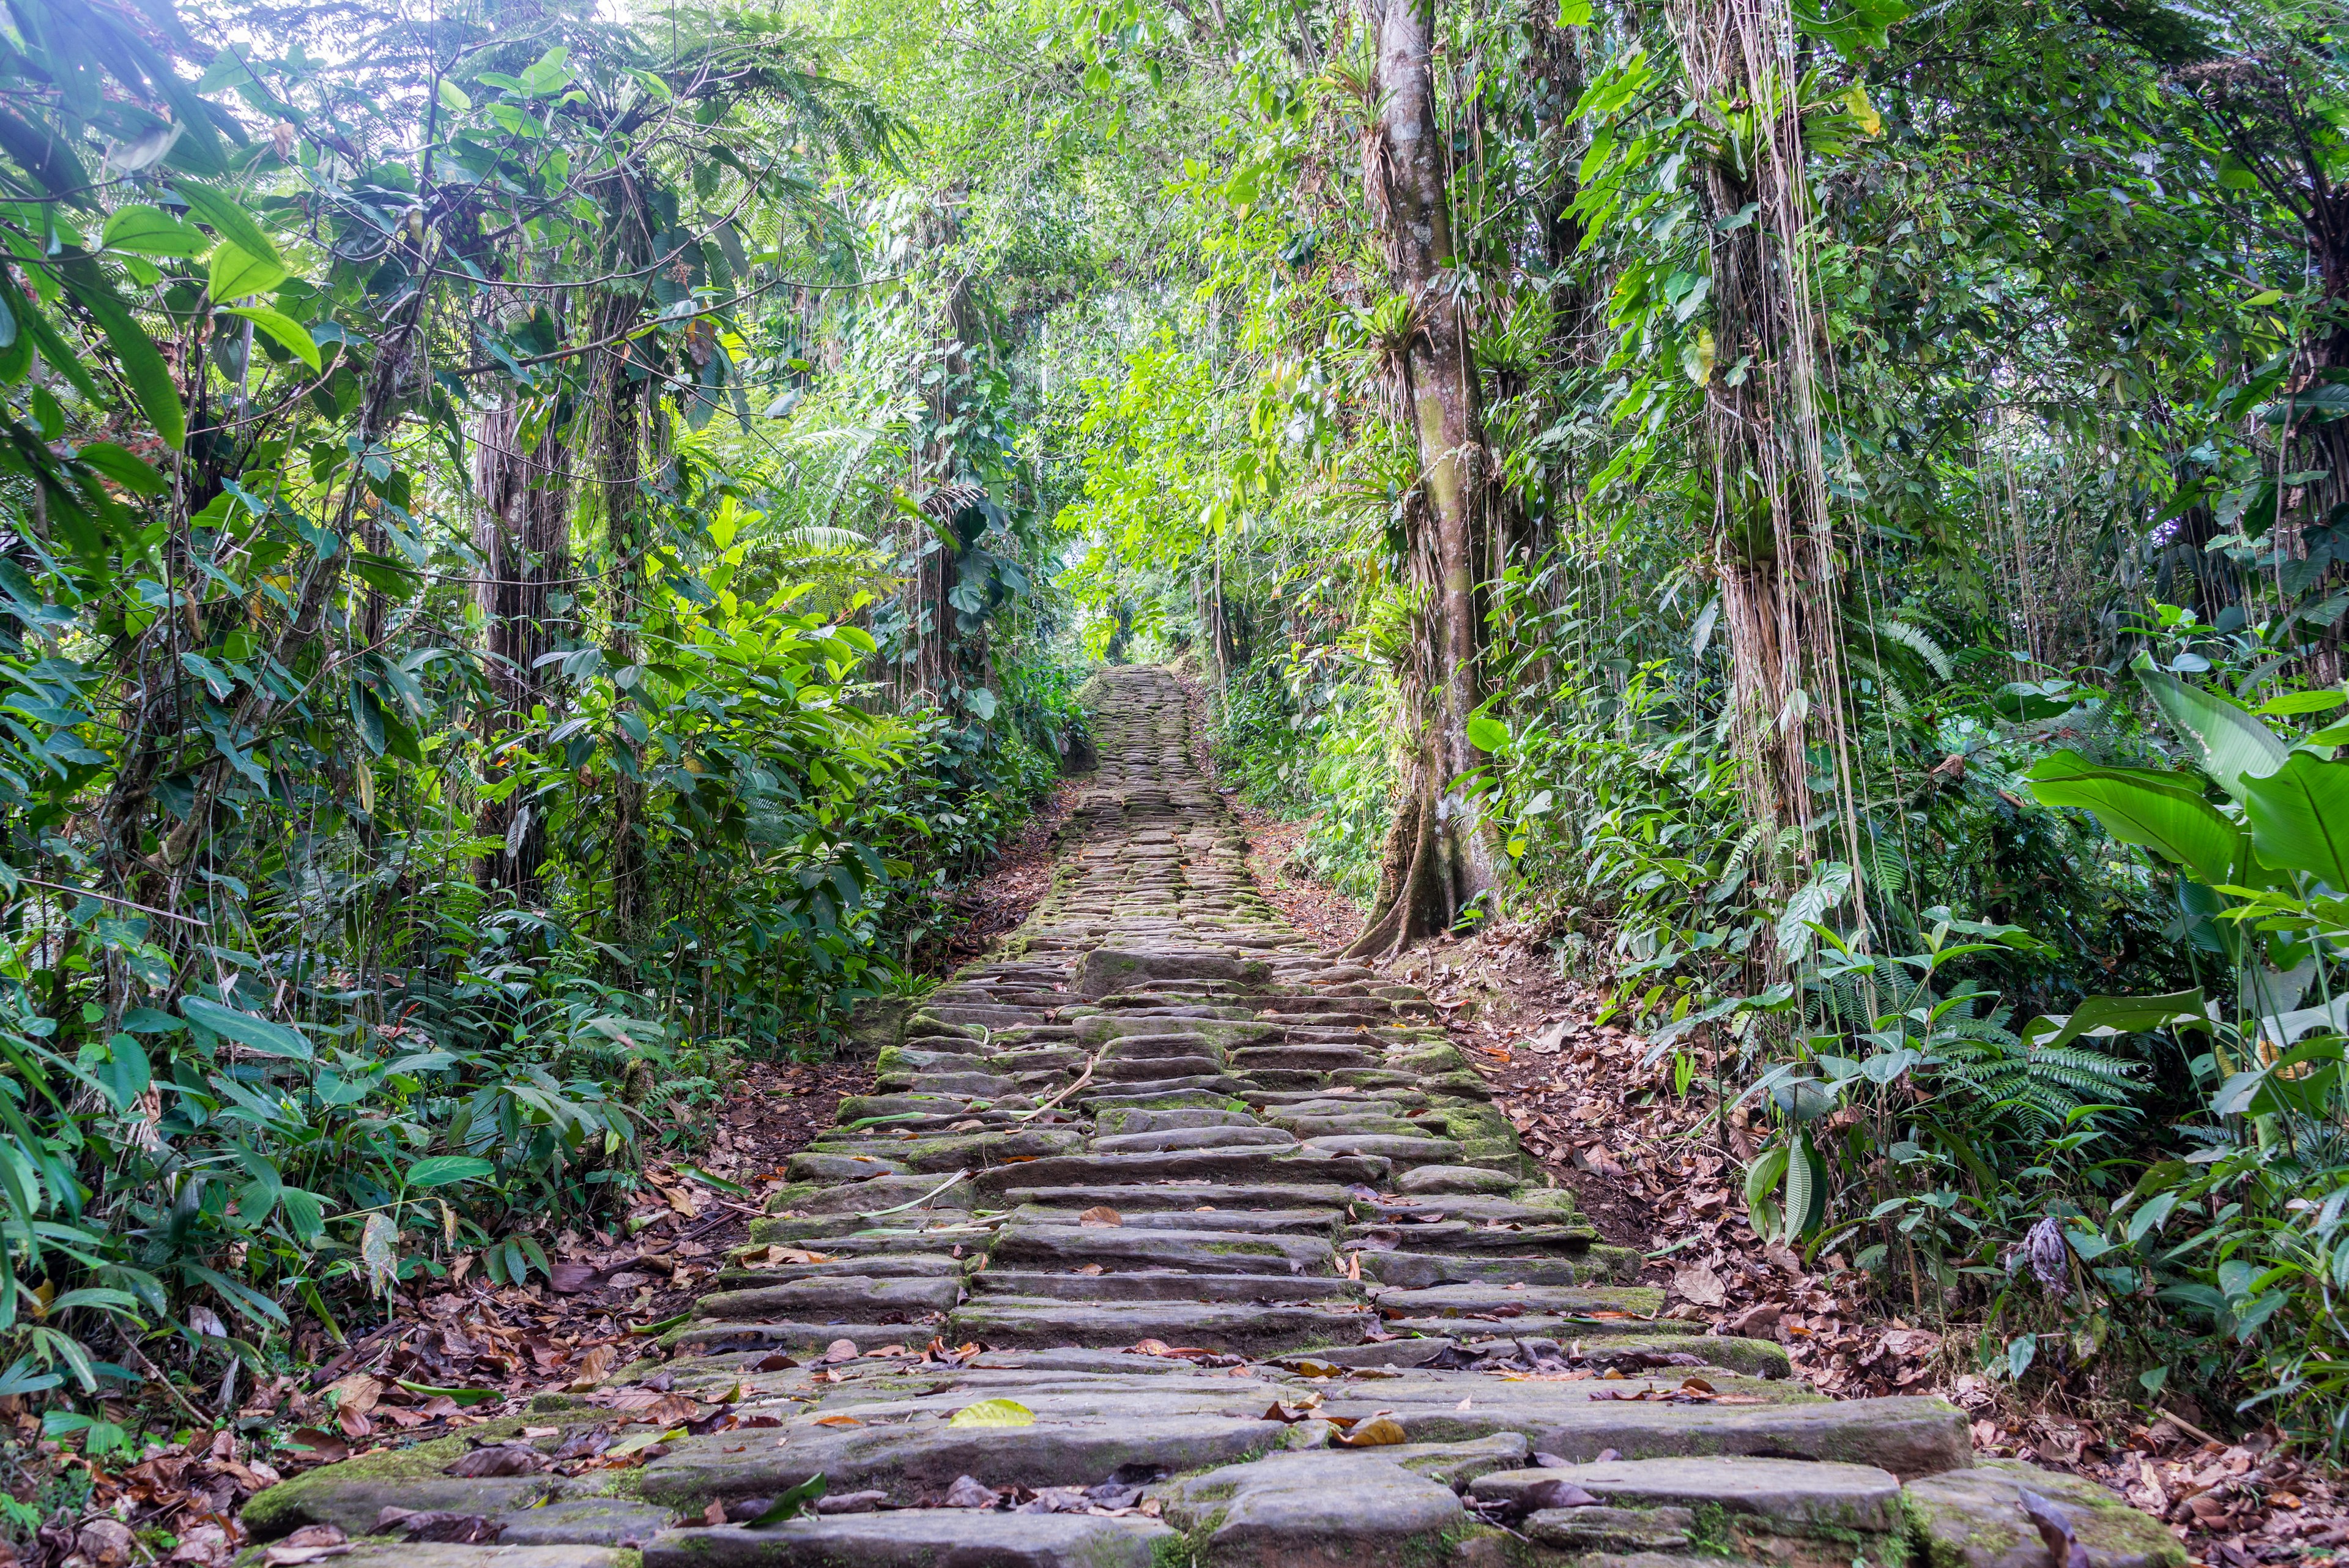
[4,0,2349,1491]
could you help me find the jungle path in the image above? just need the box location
[239,668,2175,1568]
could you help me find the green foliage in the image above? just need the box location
[0,0,1079,1430]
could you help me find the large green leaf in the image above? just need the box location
[2021,991,2210,1052]
[208,242,289,304]
[221,305,321,371]
[2023,751,2241,886]
[173,181,281,265]
[2212,1037,2343,1118]
[405,1155,494,1188]
[2243,751,2349,889]
[2134,661,2288,803]
[59,262,185,450]
[180,997,313,1061]
[102,204,210,258]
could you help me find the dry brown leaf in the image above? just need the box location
[1078,1206,1123,1227]
[1671,1260,1726,1309]
[1334,1416,1406,1447]
[323,1373,382,1416]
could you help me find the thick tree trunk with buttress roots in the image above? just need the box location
[1346,0,1496,957]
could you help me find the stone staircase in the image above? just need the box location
[241,667,2179,1568]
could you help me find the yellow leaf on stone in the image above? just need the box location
[948,1399,1036,1429]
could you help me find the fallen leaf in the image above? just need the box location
[948,1399,1036,1429]
[1525,1478,1600,1510]
[377,1510,502,1545]
[1078,1206,1123,1227]
[323,1373,382,1416]
[286,1429,349,1465]
[823,1339,860,1363]
[279,1529,346,1551]
[1334,1416,1406,1447]
[445,1443,547,1478]
[603,1427,683,1460]
[943,1475,1000,1509]
[1671,1260,1727,1309]
[814,1416,865,1428]
[637,1394,707,1427]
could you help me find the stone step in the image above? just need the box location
[1357,1248,1636,1287]
[965,1269,1359,1302]
[643,1511,1171,1567]
[970,1148,1390,1198]
[1471,1455,1904,1533]
[999,1180,1351,1210]
[692,1275,964,1320]
[1367,1282,1664,1317]
[988,1224,1335,1275]
[711,1252,965,1288]
[948,1297,1371,1354]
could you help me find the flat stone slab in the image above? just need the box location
[1512,1395,1971,1480]
[1357,1249,1623,1288]
[496,1498,680,1548]
[644,1510,1171,1567]
[1370,1282,1665,1316]
[1473,1455,1904,1533]
[306,1548,635,1568]
[640,1411,1282,1503]
[664,1320,944,1354]
[694,1275,962,1319]
[1157,1450,1465,1567]
[1089,1124,1296,1154]
[950,1298,1371,1354]
[1001,1183,1353,1213]
[970,1148,1390,1198]
[989,1224,1335,1274]
[1074,947,1272,997]
[1905,1457,2188,1568]
[967,1270,1357,1302]
[1396,1164,1523,1195]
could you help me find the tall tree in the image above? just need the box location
[1674,0,1854,868]
[1343,0,1499,957]
[472,397,571,899]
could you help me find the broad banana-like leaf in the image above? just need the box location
[2022,991,2211,1052]
[2242,751,2349,890]
[2134,660,2288,803]
[2024,751,2241,887]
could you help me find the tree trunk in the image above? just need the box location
[472,398,570,900]
[590,194,653,937]
[1675,0,1849,856]
[1345,0,1495,957]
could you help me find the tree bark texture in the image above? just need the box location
[1345,0,1497,957]
[472,398,571,899]
[1674,0,1851,850]
[590,178,655,935]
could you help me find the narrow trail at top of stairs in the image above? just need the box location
[237,667,2179,1568]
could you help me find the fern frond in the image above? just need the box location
[1876,619,1955,682]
